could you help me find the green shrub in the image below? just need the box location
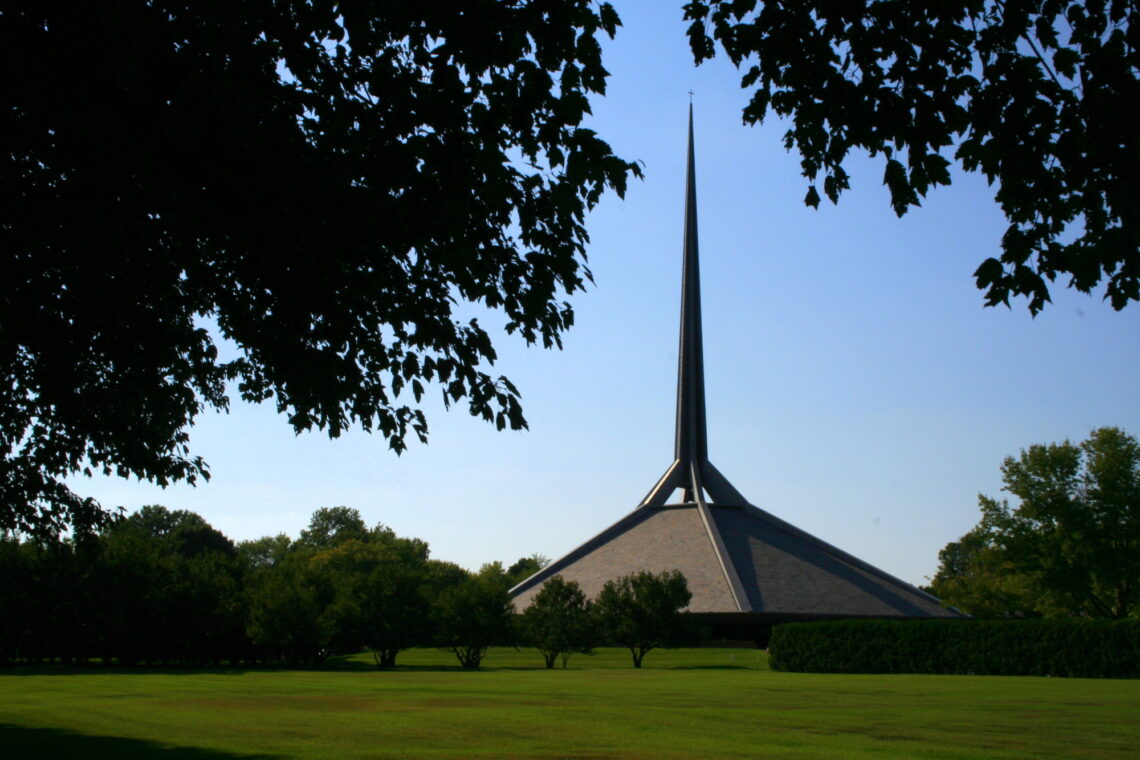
[768,618,1140,678]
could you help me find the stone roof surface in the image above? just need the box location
[510,502,955,618]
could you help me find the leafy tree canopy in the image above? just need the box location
[308,531,433,663]
[931,427,1139,618]
[685,0,1138,312]
[593,569,693,667]
[2,0,637,537]
[507,552,551,584]
[433,562,514,668]
[521,575,594,668]
[101,504,237,559]
[927,524,1039,618]
[297,507,370,551]
[237,533,293,571]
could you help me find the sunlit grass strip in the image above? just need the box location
[1,648,1138,759]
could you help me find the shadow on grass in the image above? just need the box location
[0,661,529,676]
[0,724,283,760]
[1,652,767,675]
[0,666,252,677]
[324,656,559,673]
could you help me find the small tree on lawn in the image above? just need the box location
[593,570,692,668]
[315,535,433,668]
[359,562,432,668]
[521,576,594,669]
[433,563,513,668]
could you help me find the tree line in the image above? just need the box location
[0,506,693,669]
[6,426,1132,667]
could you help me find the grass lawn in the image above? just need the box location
[1,647,1137,759]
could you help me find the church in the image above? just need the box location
[509,108,959,640]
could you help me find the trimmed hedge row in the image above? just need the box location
[768,619,1140,678]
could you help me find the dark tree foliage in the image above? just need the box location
[506,552,551,585]
[241,511,444,667]
[593,569,692,668]
[237,533,293,571]
[1,506,577,667]
[1,1,638,537]
[311,529,433,666]
[432,563,514,668]
[770,618,1140,677]
[296,506,371,551]
[245,552,330,666]
[0,538,98,665]
[0,507,248,667]
[0,538,30,663]
[97,508,245,665]
[685,0,1138,312]
[127,504,237,558]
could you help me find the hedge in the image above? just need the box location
[768,618,1140,678]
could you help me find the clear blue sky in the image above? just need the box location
[69,4,1139,586]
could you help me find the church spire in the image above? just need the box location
[640,105,747,509]
[675,104,708,498]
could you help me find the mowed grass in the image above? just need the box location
[1,647,1138,759]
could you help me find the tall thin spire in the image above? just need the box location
[640,105,747,510]
[675,104,708,497]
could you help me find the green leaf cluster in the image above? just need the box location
[931,426,1140,619]
[592,569,693,668]
[1,1,639,538]
[685,0,1138,312]
[432,562,515,668]
[520,575,595,668]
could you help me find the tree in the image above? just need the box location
[245,552,330,665]
[432,563,514,668]
[0,537,28,663]
[593,570,692,668]
[520,575,595,668]
[126,504,236,559]
[90,520,176,665]
[1,1,638,538]
[933,427,1139,618]
[685,1,1138,312]
[96,507,244,665]
[506,553,551,585]
[0,536,98,665]
[237,534,293,571]
[358,560,433,668]
[297,507,370,551]
[927,525,1039,618]
[312,530,433,667]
